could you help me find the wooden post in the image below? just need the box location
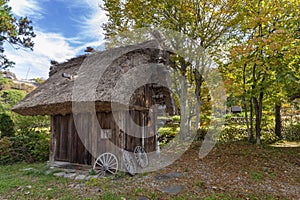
[91,113,97,166]
[68,114,73,163]
[49,115,56,166]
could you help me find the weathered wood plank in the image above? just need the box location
[55,115,61,160]
[83,113,90,165]
[77,113,86,164]
[97,112,104,155]
[91,113,97,165]
[72,114,78,163]
[59,115,68,161]
[49,115,55,165]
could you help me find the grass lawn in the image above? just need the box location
[0,163,80,199]
[0,141,299,200]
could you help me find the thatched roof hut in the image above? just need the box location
[12,41,176,171]
[13,40,174,116]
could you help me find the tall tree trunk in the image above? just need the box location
[249,99,254,143]
[244,100,254,143]
[253,92,263,145]
[253,1,264,145]
[243,64,254,143]
[275,102,283,139]
[253,97,260,144]
[179,75,189,140]
[194,69,203,132]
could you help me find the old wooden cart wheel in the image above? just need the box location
[134,146,149,168]
[93,153,118,177]
[122,151,136,176]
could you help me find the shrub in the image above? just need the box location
[196,127,208,141]
[0,113,15,138]
[171,115,180,123]
[219,125,248,143]
[283,123,300,141]
[200,114,211,126]
[0,129,49,164]
[260,123,279,143]
[0,137,13,163]
[158,125,179,144]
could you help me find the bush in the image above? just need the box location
[0,129,49,164]
[158,125,180,145]
[196,127,208,141]
[219,125,248,143]
[0,113,15,138]
[200,114,211,126]
[260,123,279,143]
[283,123,300,141]
[171,115,180,123]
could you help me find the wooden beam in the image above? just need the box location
[49,115,56,165]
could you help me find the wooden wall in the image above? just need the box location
[50,110,156,165]
[49,83,174,166]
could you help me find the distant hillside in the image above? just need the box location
[0,71,44,93]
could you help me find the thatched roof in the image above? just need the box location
[12,40,171,116]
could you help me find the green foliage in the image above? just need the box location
[219,125,248,143]
[0,72,12,88]
[158,124,180,144]
[0,129,50,164]
[0,89,26,111]
[171,115,180,123]
[196,127,208,141]
[0,74,50,164]
[0,112,14,137]
[260,124,279,144]
[225,0,300,144]
[0,77,50,130]
[200,114,211,127]
[88,169,97,175]
[14,114,50,130]
[224,113,234,119]
[0,0,35,69]
[283,123,300,141]
[33,77,45,85]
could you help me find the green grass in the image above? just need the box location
[0,162,78,200]
[248,170,264,181]
[0,140,298,200]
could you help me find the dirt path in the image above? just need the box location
[85,141,300,199]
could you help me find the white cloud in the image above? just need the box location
[67,0,108,47]
[77,11,107,40]
[8,0,44,19]
[5,31,78,79]
[5,0,108,79]
[33,31,77,61]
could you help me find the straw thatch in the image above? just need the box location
[12,40,171,116]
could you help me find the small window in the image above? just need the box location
[101,129,112,139]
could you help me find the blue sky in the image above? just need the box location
[5,0,107,79]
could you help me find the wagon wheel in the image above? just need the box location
[93,153,118,177]
[134,146,149,168]
[122,151,136,176]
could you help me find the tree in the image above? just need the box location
[103,0,241,139]
[0,0,35,69]
[227,0,300,144]
[0,77,49,131]
[32,77,45,86]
